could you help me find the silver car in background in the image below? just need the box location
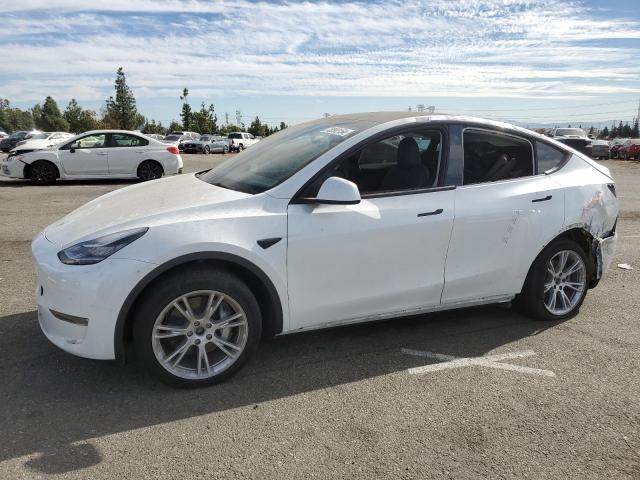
[590,140,610,159]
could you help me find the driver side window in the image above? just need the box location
[61,134,107,150]
[306,130,443,196]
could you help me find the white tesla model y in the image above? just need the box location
[32,113,618,387]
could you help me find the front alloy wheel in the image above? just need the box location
[133,267,262,387]
[152,290,248,380]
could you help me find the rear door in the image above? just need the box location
[106,133,150,175]
[58,133,109,175]
[442,127,565,303]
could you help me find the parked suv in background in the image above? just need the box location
[618,139,640,160]
[227,132,259,152]
[552,128,592,157]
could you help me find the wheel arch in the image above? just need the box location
[523,226,600,294]
[137,159,164,176]
[24,159,61,179]
[114,251,284,363]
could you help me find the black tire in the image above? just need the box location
[514,239,592,321]
[222,145,228,154]
[137,160,164,181]
[133,267,262,388]
[239,143,244,151]
[29,160,58,185]
[203,145,210,155]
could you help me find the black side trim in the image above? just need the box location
[417,208,444,217]
[362,185,456,199]
[294,197,361,205]
[257,237,282,249]
[113,252,284,363]
[532,195,552,203]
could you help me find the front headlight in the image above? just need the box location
[57,227,148,265]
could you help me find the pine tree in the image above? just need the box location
[33,96,69,131]
[104,67,139,130]
[599,126,609,139]
[248,116,264,137]
[180,88,193,131]
[64,99,98,133]
[632,119,639,138]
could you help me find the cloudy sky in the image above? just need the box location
[1,0,639,127]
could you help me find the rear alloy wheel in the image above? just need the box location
[138,160,164,181]
[203,145,210,155]
[222,145,228,154]
[29,160,58,185]
[133,268,262,387]
[514,239,590,321]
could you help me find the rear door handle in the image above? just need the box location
[95,152,108,156]
[532,195,552,203]
[417,208,443,217]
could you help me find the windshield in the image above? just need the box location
[164,135,180,141]
[555,128,585,137]
[25,132,47,140]
[199,119,371,194]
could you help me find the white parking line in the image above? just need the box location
[401,348,556,377]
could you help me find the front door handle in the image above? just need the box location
[95,152,108,156]
[417,208,443,217]
[532,195,552,203]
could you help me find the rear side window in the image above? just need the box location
[536,141,567,173]
[111,134,148,147]
[463,130,533,185]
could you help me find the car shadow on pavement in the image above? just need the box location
[0,306,564,474]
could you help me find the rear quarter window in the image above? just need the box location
[536,141,568,173]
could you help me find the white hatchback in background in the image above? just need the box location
[31,113,618,388]
[11,131,74,154]
[1,130,183,184]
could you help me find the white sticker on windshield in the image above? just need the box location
[320,127,355,137]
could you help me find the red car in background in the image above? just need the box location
[618,139,640,160]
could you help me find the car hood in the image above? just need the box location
[44,173,250,246]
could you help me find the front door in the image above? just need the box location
[58,133,109,176]
[286,128,454,330]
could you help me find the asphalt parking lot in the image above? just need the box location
[0,154,639,479]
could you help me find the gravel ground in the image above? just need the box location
[0,155,638,479]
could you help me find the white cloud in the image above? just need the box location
[0,0,639,107]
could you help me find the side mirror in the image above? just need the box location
[307,176,361,205]
[69,142,79,153]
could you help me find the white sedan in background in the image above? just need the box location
[1,130,183,184]
[11,131,74,154]
[31,113,618,388]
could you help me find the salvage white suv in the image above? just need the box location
[32,113,618,387]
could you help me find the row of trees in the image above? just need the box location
[177,88,287,137]
[595,120,640,139]
[0,67,288,137]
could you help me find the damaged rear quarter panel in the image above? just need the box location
[548,154,619,278]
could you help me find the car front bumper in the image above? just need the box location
[0,156,26,179]
[32,232,157,360]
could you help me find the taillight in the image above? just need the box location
[166,146,179,155]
